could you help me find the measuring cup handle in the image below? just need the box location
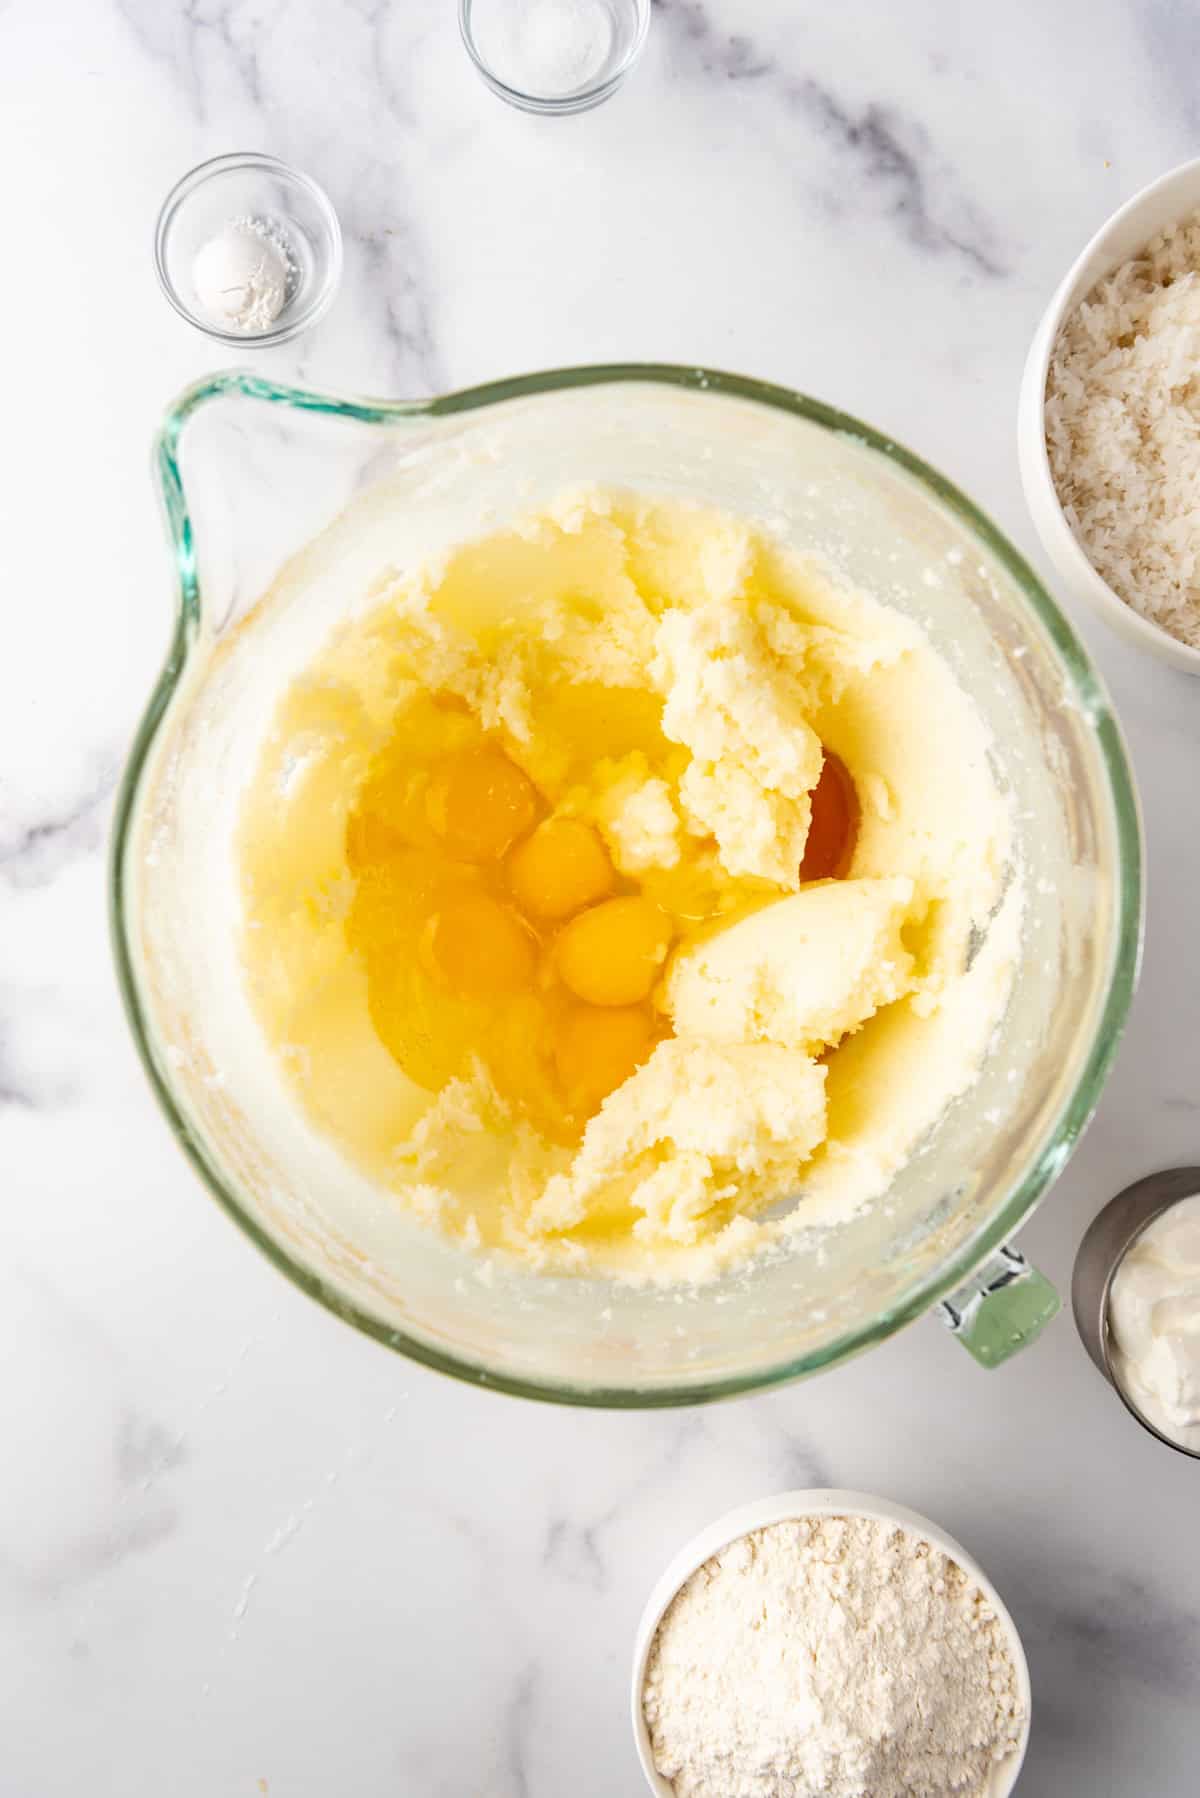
[937,1245,1060,1367]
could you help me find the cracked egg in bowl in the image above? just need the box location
[115,372,1139,1400]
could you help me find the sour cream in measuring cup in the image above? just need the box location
[1108,1192,1200,1452]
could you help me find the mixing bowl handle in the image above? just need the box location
[937,1245,1060,1367]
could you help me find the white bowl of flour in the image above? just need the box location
[632,1489,1031,1798]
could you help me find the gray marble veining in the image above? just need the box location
[656,0,1008,274]
[0,761,116,892]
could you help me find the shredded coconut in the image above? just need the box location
[1045,209,1200,649]
[642,1514,1025,1798]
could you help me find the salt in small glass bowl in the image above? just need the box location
[154,152,343,347]
[460,0,649,114]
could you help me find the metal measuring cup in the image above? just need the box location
[1072,1167,1200,1462]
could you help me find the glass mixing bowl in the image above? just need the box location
[112,366,1142,1405]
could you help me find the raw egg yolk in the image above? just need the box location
[556,896,674,1007]
[425,894,536,998]
[799,751,860,882]
[507,818,615,921]
[345,805,408,871]
[554,1005,656,1113]
[346,761,436,865]
[426,746,538,863]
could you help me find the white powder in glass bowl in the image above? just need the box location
[192,217,293,334]
[471,0,614,97]
[642,1514,1025,1798]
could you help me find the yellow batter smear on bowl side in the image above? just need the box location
[237,488,1016,1281]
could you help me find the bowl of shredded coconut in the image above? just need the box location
[632,1489,1031,1798]
[1019,154,1200,673]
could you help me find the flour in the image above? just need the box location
[191,217,292,334]
[642,1515,1025,1798]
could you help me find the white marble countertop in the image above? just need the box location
[2,1,1199,1792]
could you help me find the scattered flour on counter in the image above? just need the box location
[642,1514,1025,1798]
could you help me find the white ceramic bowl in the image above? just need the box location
[1018,154,1200,675]
[631,1488,1032,1797]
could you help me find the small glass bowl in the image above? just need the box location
[154,152,342,347]
[460,0,649,114]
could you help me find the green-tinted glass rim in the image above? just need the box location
[109,363,1144,1407]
